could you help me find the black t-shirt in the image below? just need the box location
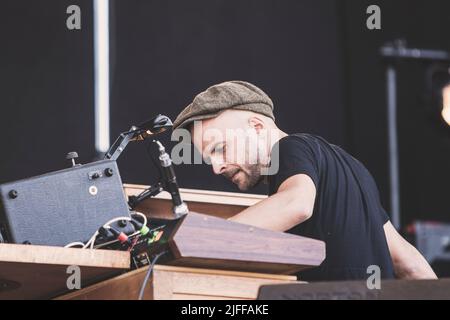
[268,133,395,281]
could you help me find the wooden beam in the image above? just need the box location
[0,243,129,299]
[124,184,266,219]
[57,264,299,300]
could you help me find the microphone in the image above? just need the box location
[154,140,188,217]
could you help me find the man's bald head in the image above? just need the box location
[189,109,279,190]
[173,81,284,191]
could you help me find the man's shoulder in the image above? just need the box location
[278,133,328,149]
[270,133,325,168]
[268,133,323,194]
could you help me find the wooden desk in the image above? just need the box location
[124,185,325,275]
[57,265,300,300]
[124,184,267,220]
[0,243,129,300]
[1,186,320,300]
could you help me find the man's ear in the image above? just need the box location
[248,116,265,134]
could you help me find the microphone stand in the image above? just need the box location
[128,182,164,210]
[127,140,189,218]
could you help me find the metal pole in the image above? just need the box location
[380,40,450,230]
[93,0,110,153]
[386,65,401,229]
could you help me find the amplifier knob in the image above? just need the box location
[66,151,79,167]
[8,190,18,199]
[105,168,114,177]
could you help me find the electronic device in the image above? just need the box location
[0,158,130,247]
[0,113,327,299]
[0,114,181,249]
[408,221,450,277]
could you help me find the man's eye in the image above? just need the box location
[214,144,225,154]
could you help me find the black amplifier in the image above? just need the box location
[0,159,131,247]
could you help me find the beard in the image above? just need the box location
[222,163,263,191]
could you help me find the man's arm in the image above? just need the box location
[384,221,437,279]
[228,174,316,231]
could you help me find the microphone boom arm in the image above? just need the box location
[104,127,136,161]
[104,114,174,161]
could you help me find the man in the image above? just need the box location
[173,80,436,281]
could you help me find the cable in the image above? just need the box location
[138,250,168,300]
[84,216,133,248]
[131,211,148,227]
[127,236,139,252]
[64,242,85,248]
[64,213,148,249]
[62,216,132,249]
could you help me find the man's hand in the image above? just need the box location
[384,221,437,279]
[228,173,316,231]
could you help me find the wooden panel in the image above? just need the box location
[57,264,298,300]
[168,212,326,274]
[154,264,297,280]
[124,184,266,219]
[164,268,298,299]
[172,293,247,300]
[55,267,152,300]
[0,243,129,300]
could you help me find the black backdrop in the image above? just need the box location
[341,0,450,225]
[109,0,347,196]
[1,0,450,227]
[0,0,94,181]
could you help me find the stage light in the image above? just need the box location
[425,64,450,129]
[441,83,450,126]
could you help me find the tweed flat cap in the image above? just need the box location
[173,81,275,130]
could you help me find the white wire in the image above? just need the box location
[64,213,148,249]
[83,216,133,249]
[132,211,147,227]
[64,242,86,248]
[90,213,147,248]
[94,230,141,249]
[88,232,99,249]
[83,231,98,249]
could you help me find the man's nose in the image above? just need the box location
[211,158,227,175]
